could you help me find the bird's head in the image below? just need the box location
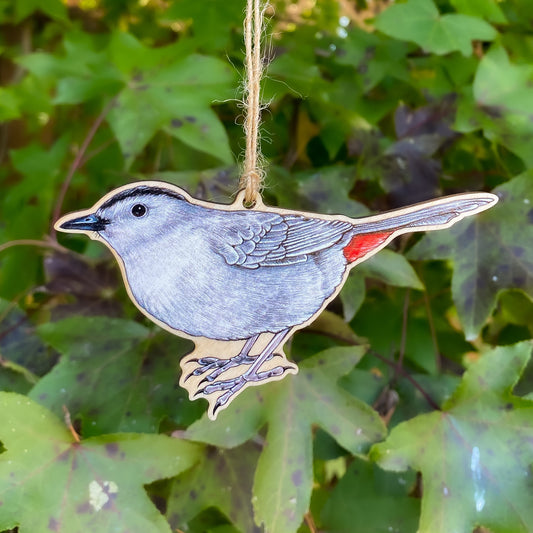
[55,183,193,255]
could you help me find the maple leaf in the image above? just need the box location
[456,47,533,167]
[32,317,199,436]
[161,0,244,53]
[42,253,121,319]
[167,442,260,533]
[0,392,202,532]
[105,34,235,167]
[185,347,386,533]
[371,341,533,533]
[19,31,235,168]
[376,0,497,57]
[409,172,533,340]
[0,298,51,393]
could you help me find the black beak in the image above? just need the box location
[58,213,109,232]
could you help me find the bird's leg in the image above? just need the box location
[196,329,294,414]
[185,334,262,381]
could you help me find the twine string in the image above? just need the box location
[240,0,266,206]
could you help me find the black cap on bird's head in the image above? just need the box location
[54,182,192,251]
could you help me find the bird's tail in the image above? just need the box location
[343,192,498,263]
[353,192,498,233]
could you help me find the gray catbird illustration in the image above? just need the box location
[56,181,498,413]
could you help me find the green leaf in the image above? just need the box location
[371,342,533,533]
[107,53,235,167]
[21,31,122,106]
[167,442,259,533]
[321,459,420,533]
[340,273,366,322]
[333,27,410,92]
[376,0,497,56]
[14,0,68,22]
[1,138,69,298]
[390,373,461,426]
[498,290,533,327]
[450,0,507,24]
[267,52,327,99]
[456,46,533,166]
[0,87,20,121]
[273,166,369,218]
[108,31,158,74]
[340,251,423,322]
[359,249,424,291]
[263,27,330,102]
[0,299,50,392]
[32,317,200,436]
[187,348,386,533]
[161,0,245,53]
[11,73,53,117]
[352,290,442,375]
[0,392,202,532]
[55,76,123,105]
[409,173,533,340]
[19,31,234,166]
[18,31,112,81]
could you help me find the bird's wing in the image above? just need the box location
[217,211,353,269]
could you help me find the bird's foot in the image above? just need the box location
[184,354,255,381]
[185,352,280,383]
[195,365,292,415]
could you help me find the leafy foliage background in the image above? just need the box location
[0,0,533,532]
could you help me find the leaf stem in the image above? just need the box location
[0,355,39,385]
[50,98,115,238]
[368,349,441,411]
[303,511,317,533]
[63,405,81,443]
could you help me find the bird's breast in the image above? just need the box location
[120,232,348,341]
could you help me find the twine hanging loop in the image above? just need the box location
[240,0,267,206]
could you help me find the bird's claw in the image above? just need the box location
[195,365,292,398]
[209,366,293,415]
[185,352,281,382]
[195,377,239,396]
[184,355,251,382]
[183,357,233,381]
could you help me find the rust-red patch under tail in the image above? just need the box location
[343,232,393,262]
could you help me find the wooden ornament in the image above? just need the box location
[55,181,498,419]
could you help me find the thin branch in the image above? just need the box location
[308,325,441,411]
[0,238,68,255]
[63,405,80,443]
[282,99,301,169]
[51,98,115,237]
[0,354,39,385]
[303,511,317,533]
[81,138,116,167]
[368,349,441,411]
[423,289,441,372]
[394,289,411,381]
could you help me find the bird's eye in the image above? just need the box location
[131,204,147,217]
